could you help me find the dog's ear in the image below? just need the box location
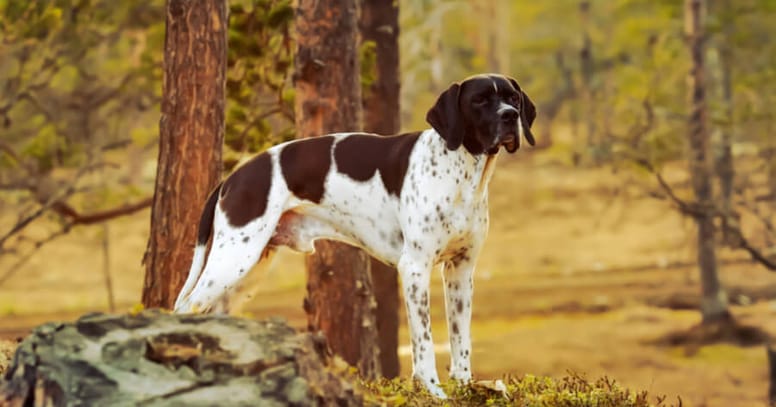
[520,91,537,146]
[426,83,465,151]
[508,77,537,147]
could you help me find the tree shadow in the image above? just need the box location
[649,313,772,355]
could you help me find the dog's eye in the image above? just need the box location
[472,95,487,106]
[507,94,519,104]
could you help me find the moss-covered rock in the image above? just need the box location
[0,311,361,406]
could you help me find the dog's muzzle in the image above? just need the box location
[498,107,520,153]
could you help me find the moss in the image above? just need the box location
[359,372,677,407]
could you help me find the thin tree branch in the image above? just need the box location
[721,222,776,271]
[0,187,74,250]
[0,140,23,166]
[634,158,705,218]
[50,197,152,226]
[0,224,73,286]
[635,158,776,271]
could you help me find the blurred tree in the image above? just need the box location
[142,0,227,309]
[684,0,730,323]
[0,0,296,290]
[399,0,464,128]
[769,345,776,405]
[295,0,380,378]
[360,0,401,378]
[711,0,736,244]
[223,0,295,167]
[0,1,164,284]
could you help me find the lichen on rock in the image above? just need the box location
[1,311,361,406]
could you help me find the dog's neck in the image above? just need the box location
[424,129,499,202]
[476,153,499,197]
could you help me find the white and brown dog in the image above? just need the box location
[174,73,536,397]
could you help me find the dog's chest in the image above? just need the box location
[399,134,492,255]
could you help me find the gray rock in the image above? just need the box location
[0,311,361,406]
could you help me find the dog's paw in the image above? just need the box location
[426,383,448,399]
[414,375,447,399]
[449,370,472,383]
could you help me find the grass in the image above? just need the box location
[359,373,678,406]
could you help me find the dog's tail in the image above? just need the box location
[174,183,222,311]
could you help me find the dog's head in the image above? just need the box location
[426,74,536,155]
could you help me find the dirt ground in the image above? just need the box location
[1,153,775,406]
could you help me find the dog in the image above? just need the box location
[173,73,536,398]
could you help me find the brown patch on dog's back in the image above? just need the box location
[280,136,335,203]
[220,153,272,227]
[334,132,421,197]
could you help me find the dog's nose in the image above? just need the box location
[500,109,518,124]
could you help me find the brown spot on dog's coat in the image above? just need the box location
[280,136,335,203]
[334,132,421,197]
[220,153,272,227]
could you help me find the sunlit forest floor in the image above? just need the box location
[2,151,775,406]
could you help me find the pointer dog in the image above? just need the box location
[174,73,536,397]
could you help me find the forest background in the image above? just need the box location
[1,1,776,405]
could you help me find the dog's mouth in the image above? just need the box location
[500,132,519,153]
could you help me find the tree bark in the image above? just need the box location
[768,344,776,406]
[142,0,227,309]
[714,0,736,245]
[684,0,729,323]
[360,0,401,379]
[579,1,597,151]
[295,0,380,379]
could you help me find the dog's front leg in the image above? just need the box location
[398,254,446,398]
[442,259,475,382]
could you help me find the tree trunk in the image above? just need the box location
[579,1,597,151]
[714,0,737,245]
[142,0,227,309]
[295,0,380,379]
[360,0,401,379]
[685,0,729,323]
[768,344,776,406]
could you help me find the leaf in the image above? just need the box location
[471,379,510,400]
[267,0,293,29]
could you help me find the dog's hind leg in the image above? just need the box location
[174,244,208,310]
[216,248,278,315]
[174,185,222,310]
[174,206,283,313]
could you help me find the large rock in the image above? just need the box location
[0,311,362,406]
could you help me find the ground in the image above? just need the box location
[1,151,775,406]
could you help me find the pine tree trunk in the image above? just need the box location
[295,0,381,379]
[685,0,730,323]
[142,0,226,309]
[360,0,401,379]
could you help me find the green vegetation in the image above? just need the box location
[360,374,675,407]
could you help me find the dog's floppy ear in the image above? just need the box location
[520,91,537,146]
[426,83,465,151]
[508,77,537,147]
